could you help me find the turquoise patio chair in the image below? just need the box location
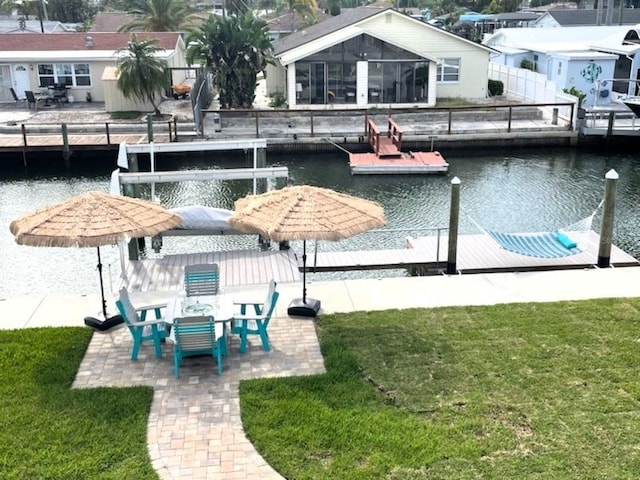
[172,315,226,377]
[184,263,220,297]
[115,287,168,360]
[231,279,279,354]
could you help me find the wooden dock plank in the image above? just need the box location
[122,249,300,293]
[304,231,638,274]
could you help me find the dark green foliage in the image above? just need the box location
[563,86,587,108]
[186,14,273,109]
[269,91,287,108]
[116,34,169,116]
[488,79,504,96]
[47,0,96,23]
[520,59,536,71]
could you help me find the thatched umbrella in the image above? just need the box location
[9,191,182,320]
[229,185,386,317]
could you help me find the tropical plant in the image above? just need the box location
[186,13,274,109]
[116,34,169,116]
[47,0,95,23]
[563,86,586,108]
[118,0,197,32]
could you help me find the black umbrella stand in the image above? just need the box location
[287,240,321,317]
[83,247,124,331]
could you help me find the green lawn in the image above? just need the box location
[241,298,640,479]
[4,299,640,479]
[0,328,156,480]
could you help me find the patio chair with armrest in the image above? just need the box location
[231,279,279,353]
[10,87,25,106]
[171,315,225,377]
[184,263,220,297]
[24,90,44,110]
[115,287,168,360]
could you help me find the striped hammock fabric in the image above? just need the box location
[487,230,583,258]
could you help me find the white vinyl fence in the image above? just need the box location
[489,63,578,129]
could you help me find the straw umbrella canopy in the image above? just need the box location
[10,190,182,319]
[229,185,386,316]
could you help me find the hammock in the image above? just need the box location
[485,230,583,258]
[474,201,603,259]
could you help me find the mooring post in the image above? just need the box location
[125,152,141,260]
[597,169,618,268]
[446,176,461,275]
[61,123,71,167]
[21,123,28,167]
[147,114,154,143]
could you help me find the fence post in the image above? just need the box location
[105,122,111,144]
[61,123,71,165]
[446,176,461,275]
[21,124,27,167]
[507,106,513,132]
[310,111,314,138]
[255,111,260,138]
[147,114,153,142]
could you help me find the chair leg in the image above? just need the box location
[151,325,163,358]
[239,322,249,353]
[174,351,181,379]
[257,322,271,352]
[215,340,223,376]
[131,330,143,360]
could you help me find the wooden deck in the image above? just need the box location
[123,249,300,293]
[0,133,170,152]
[305,231,639,274]
[349,116,449,174]
[349,150,449,175]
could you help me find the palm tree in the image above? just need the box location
[116,34,168,116]
[118,0,197,32]
[186,13,273,109]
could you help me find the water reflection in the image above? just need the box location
[1,148,638,298]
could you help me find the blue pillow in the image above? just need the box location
[555,231,577,249]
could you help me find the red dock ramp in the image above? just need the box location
[349,117,449,174]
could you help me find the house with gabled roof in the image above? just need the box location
[267,6,495,109]
[532,8,640,28]
[0,32,187,105]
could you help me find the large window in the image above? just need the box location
[369,61,429,103]
[37,63,91,87]
[437,58,460,82]
[296,62,356,105]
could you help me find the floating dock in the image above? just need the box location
[348,117,449,175]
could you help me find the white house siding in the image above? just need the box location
[359,14,490,100]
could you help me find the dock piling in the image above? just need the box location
[597,169,618,268]
[61,123,71,166]
[446,177,461,275]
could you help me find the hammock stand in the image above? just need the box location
[473,201,603,259]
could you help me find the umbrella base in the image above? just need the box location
[84,314,124,332]
[287,297,321,317]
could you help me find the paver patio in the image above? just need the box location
[73,314,325,480]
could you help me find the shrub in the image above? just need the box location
[563,87,586,108]
[520,59,536,71]
[269,91,287,109]
[488,79,504,96]
[110,111,141,120]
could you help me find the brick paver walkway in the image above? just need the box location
[73,315,325,479]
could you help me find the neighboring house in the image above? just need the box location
[532,8,640,28]
[268,6,494,109]
[0,32,188,105]
[89,12,137,32]
[0,19,76,33]
[267,10,331,40]
[483,26,633,106]
[591,25,640,96]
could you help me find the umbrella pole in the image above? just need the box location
[287,239,321,317]
[302,240,307,303]
[96,247,108,318]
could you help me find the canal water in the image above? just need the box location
[1,147,638,299]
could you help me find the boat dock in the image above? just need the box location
[123,249,300,293]
[348,117,449,174]
[122,231,638,292]
[304,230,637,274]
